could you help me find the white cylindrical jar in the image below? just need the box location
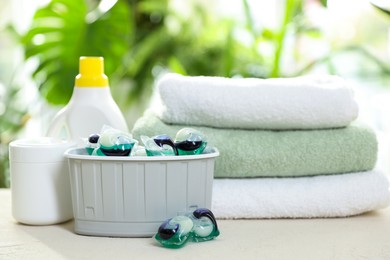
[9,138,75,225]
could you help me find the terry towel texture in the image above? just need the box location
[133,74,388,217]
[132,112,378,178]
[212,170,390,219]
[153,73,359,130]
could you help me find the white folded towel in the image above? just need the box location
[153,73,359,130]
[212,170,390,219]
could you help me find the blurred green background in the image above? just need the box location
[0,0,390,187]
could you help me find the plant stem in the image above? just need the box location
[271,0,296,77]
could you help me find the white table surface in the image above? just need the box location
[1,188,390,260]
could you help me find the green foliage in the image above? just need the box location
[0,85,29,188]
[370,0,390,16]
[18,0,390,108]
[21,0,314,106]
[22,0,131,104]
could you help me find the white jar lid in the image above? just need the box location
[9,137,76,163]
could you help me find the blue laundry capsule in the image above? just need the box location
[174,128,207,155]
[155,208,219,249]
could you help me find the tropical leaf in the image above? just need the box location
[22,0,132,105]
[168,56,187,75]
[319,0,328,7]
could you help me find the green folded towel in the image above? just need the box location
[132,111,378,178]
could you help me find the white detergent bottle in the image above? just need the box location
[47,56,128,143]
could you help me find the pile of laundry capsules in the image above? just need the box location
[85,126,207,157]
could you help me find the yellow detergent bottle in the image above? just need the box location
[47,56,128,143]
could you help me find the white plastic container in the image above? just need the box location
[9,138,76,225]
[47,57,128,143]
[64,147,219,237]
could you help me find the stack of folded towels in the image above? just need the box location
[132,73,390,218]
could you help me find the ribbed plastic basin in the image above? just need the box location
[64,147,219,237]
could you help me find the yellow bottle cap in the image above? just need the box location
[75,56,109,87]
